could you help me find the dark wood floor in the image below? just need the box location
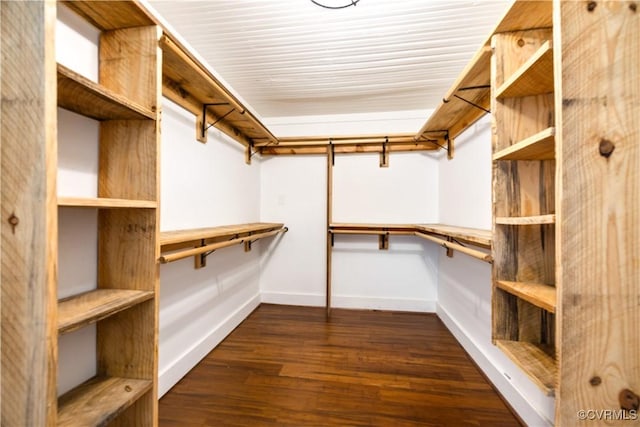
[159,304,522,426]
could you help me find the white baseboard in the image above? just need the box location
[261,291,435,313]
[158,293,261,397]
[436,303,553,427]
[333,295,435,312]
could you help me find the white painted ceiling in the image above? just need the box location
[148,0,511,119]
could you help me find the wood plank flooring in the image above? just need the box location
[159,304,522,426]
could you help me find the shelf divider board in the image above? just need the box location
[57,64,155,121]
[495,214,556,225]
[495,40,554,99]
[495,340,556,396]
[57,197,156,209]
[495,280,556,313]
[58,289,155,335]
[493,127,555,161]
[57,376,153,427]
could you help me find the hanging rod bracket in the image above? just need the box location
[197,103,234,143]
[380,137,389,168]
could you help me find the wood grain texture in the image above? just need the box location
[1,1,58,424]
[493,127,555,161]
[495,280,556,313]
[496,340,556,396]
[61,1,155,31]
[159,304,522,427]
[491,26,557,374]
[555,1,639,424]
[57,376,153,427]
[493,0,552,34]
[57,64,155,121]
[58,289,154,334]
[160,223,284,248]
[495,41,554,99]
[58,197,156,209]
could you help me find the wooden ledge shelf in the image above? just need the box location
[495,340,556,396]
[415,45,492,157]
[329,223,492,262]
[495,41,554,99]
[160,35,277,153]
[58,197,157,209]
[493,127,555,161]
[58,289,154,335]
[495,214,556,225]
[57,376,153,427]
[495,280,556,313]
[57,64,155,121]
[159,222,287,267]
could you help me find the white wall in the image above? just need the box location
[260,112,440,311]
[437,115,556,426]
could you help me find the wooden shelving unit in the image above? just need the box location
[491,2,639,423]
[491,5,556,400]
[1,1,162,424]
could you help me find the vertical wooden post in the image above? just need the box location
[1,1,58,424]
[326,145,334,316]
[556,1,639,424]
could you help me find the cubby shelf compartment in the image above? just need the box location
[495,280,556,313]
[57,376,153,427]
[495,40,554,99]
[492,127,555,161]
[57,63,155,121]
[495,340,557,396]
[57,197,157,209]
[495,214,556,225]
[58,289,155,335]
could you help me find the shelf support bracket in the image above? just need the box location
[379,232,389,250]
[379,137,389,168]
[195,239,208,269]
[446,236,454,257]
[446,132,455,160]
[196,103,234,143]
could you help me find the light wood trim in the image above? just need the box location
[160,223,284,247]
[57,63,155,120]
[326,147,333,314]
[496,340,556,396]
[330,229,413,236]
[495,214,555,225]
[258,134,416,147]
[415,224,492,248]
[260,142,439,156]
[496,40,554,99]
[159,227,287,264]
[416,45,492,141]
[493,127,555,161]
[414,232,492,263]
[495,280,556,313]
[58,289,155,335]
[1,1,58,424]
[493,0,553,34]
[57,197,156,209]
[57,376,153,427]
[60,1,156,31]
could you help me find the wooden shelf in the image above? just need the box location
[493,127,555,161]
[416,45,492,144]
[495,340,556,396]
[495,214,555,225]
[61,1,156,31]
[495,280,556,313]
[160,222,287,265]
[496,41,553,99]
[159,35,276,148]
[57,376,153,427]
[415,224,492,248]
[57,197,157,209]
[58,289,155,335]
[57,64,155,121]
